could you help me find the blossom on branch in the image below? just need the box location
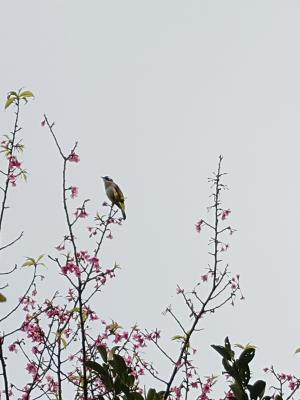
[195,219,204,233]
[221,209,231,220]
[68,151,80,163]
[70,186,79,199]
[8,155,21,169]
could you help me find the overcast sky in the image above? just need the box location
[1,0,300,393]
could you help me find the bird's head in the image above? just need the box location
[101,176,113,182]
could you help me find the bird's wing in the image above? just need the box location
[114,183,125,203]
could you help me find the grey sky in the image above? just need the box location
[1,0,300,392]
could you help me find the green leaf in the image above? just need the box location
[114,376,123,395]
[238,364,251,386]
[111,353,127,373]
[21,171,28,182]
[211,344,233,360]
[97,346,108,362]
[172,335,186,342]
[238,348,255,367]
[4,97,16,110]
[294,347,300,355]
[248,380,266,400]
[85,360,113,390]
[0,293,7,302]
[19,90,34,98]
[146,388,156,400]
[85,360,107,376]
[130,393,144,400]
[222,358,235,376]
[235,343,257,350]
[8,91,18,97]
[61,337,67,349]
[225,336,232,351]
[36,254,44,263]
[230,382,248,400]
[22,257,35,267]
[156,391,166,400]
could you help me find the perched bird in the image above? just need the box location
[101,176,126,220]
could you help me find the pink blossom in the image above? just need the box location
[8,173,17,186]
[289,380,298,390]
[201,274,208,282]
[19,296,36,312]
[221,209,231,220]
[70,186,78,199]
[75,208,88,218]
[133,332,145,348]
[279,373,287,381]
[21,390,30,400]
[26,361,38,376]
[114,333,123,343]
[203,382,212,394]
[46,375,59,393]
[89,256,100,272]
[88,226,97,237]
[41,119,46,127]
[61,262,81,277]
[89,310,99,321]
[152,330,161,340]
[8,343,17,353]
[68,151,80,163]
[105,268,115,278]
[106,232,113,239]
[176,286,184,294]
[55,242,65,251]
[124,355,133,366]
[220,244,229,252]
[195,219,204,233]
[63,328,72,338]
[171,386,182,399]
[8,155,21,169]
[22,322,44,343]
[122,331,129,340]
[32,346,41,354]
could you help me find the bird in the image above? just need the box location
[101,176,126,220]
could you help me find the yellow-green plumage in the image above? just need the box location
[102,176,126,220]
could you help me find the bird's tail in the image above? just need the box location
[121,208,126,220]
[117,202,126,220]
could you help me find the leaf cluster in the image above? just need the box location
[85,347,165,400]
[212,337,267,400]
